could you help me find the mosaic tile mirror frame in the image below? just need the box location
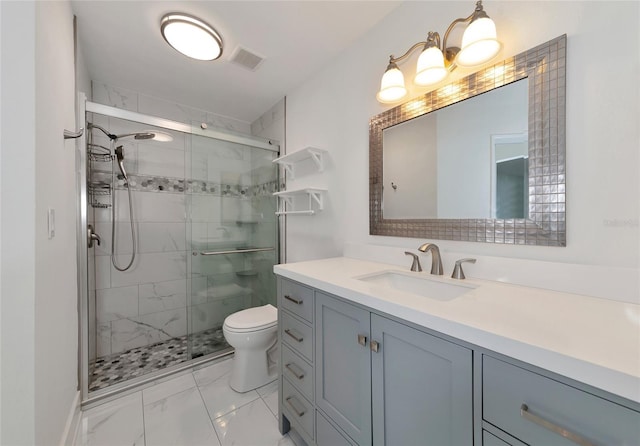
[369,35,567,246]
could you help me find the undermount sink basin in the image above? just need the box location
[356,270,476,301]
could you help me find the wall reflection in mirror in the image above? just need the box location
[383,79,528,220]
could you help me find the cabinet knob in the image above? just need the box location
[357,334,367,346]
[370,340,380,353]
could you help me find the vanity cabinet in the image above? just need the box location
[315,293,372,445]
[279,278,473,446]
[278,279,316,444]
[370,313,472,446]
[277,275,640,446]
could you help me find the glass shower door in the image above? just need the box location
[187,133,279,359]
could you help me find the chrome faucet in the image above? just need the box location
[418,243,443,275]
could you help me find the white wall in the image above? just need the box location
[1,2,37,443]
[285,1,639,300]
[34,1,79,443]
[1,1,80,443]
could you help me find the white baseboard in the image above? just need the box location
[59,391,81,446]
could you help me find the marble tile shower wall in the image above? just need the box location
[92,82,251,134]
[250,98,285,307]
[89,83,278,358]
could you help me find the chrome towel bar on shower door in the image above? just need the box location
[198,247,275,256]
[64,127,84,139]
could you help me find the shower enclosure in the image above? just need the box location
[77,98,279,404]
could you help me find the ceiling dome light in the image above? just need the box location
[161,13,223,61]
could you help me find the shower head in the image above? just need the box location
[88,123,173,142]
[134,132,155,140]
[117,132,155,140]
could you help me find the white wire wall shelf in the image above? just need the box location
[272,147,327,178]
[274,188,326,216]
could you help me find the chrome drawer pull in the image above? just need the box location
[286,396,306,417]
[284,328,304,343]
[284,294,303,305]
[520,404,596,446]
[370,340,380,353]
[285,362,305,380]
[357,334,367,346]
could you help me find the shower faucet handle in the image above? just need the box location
[87,224,101,248]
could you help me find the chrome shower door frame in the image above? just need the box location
[77,99,280,406]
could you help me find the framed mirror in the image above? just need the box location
[369,35,566,246]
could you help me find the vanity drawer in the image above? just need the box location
[283,377,314,441]
[282,344,313,402]
[280,279,314,323]
[483,430,514,446]
[317,410,356,446]
[281,311,313,362]
[483,355,640,446]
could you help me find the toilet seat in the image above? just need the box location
[223,304,277,332]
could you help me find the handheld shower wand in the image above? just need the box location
[114,146,128,181]
[111,145,136,271]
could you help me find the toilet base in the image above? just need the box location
[229,348,277,393]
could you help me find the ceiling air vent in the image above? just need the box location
[230,46,265,71]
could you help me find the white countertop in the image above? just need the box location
[274,257,640,404]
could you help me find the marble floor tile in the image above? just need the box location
[198,373,260,419]
[79,354,291,446]
[263,388,279,418]
[193,356,233,387]
[212,398,293,446]
[256,379,278,398]
[144,386,220,446]
[143,371,196,405]
[76,392,144,446]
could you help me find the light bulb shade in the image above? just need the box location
[377,67,407,103]
[456,17,502,67]
[161,13,223,61]
[414,46,448,86]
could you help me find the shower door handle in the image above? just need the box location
[87,225,101,248]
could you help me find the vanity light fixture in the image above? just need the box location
[377,0,501,103]
[160,13,223,61]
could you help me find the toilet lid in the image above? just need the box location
[224,304,277,331]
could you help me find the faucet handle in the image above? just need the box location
[404,251,422,272]
[451,258,476,280]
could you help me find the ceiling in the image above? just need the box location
[71,1,401,123]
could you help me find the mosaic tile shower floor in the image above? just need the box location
[89,327,228,392]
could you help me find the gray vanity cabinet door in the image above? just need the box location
[316,293,371,446]
[371,314,473,446]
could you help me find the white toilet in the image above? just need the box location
[223,304,278,393]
